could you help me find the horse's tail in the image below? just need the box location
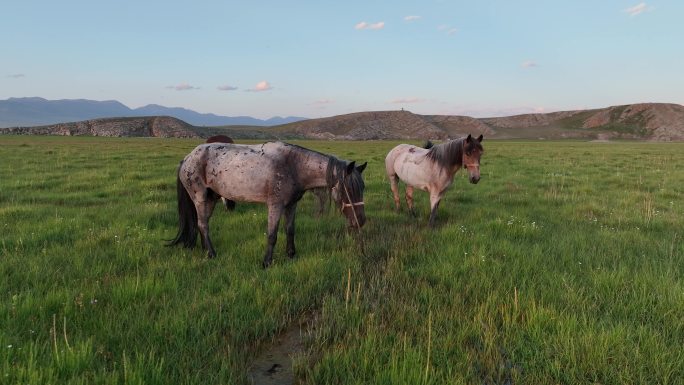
[167,161,198,248]
[423,140,434,149]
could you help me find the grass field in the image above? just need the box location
[1,136,683,385]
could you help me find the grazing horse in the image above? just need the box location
[206,134,234,144]
[203,135,328,215]
[385,134,484,227]
[169,141,367,267]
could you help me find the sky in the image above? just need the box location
[1,1,683,119]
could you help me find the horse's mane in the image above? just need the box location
[276,141,364,202]
[425,138,465,169]
[326,156,364,201]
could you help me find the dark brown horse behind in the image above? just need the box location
[206,134,234,144]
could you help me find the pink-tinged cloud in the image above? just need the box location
[355,21,385,30]
[624,3,650,16]
[309,99,335,106]
[404,15,421,21]
[391,98,426,104]
[7,73,25,78]
[167,83,200,91]
[246,81,273,92]
[521,60,538,68]
[217,85,238,91]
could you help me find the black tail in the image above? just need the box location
[423,140,434,149]
[167,162,198,248]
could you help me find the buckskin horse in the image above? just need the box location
[385,134,484,227]
[169,141,367,267]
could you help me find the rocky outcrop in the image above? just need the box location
[0,116,200,138]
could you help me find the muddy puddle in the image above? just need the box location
[247,316,314,385]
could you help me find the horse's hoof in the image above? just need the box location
[287,252,297,260]
[207,251,217,259]
[262,260,272,269]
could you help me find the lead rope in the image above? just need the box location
[341,181,366,256]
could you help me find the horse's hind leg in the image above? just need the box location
[405,185,416,216]
[263,203,284,268]
[388,174,401,211]
[195,190,218,258]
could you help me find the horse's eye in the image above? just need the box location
[466,151,471,156]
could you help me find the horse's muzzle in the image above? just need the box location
[469,176,480,184]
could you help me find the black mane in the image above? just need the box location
[326,156,364,202]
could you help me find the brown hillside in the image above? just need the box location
[273,110,447,140]
[423,115,495,137]
[2,103,682,141]
[0,116,200,138]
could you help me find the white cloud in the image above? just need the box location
[521,60,538,68]
[355,21,385,30]
[438,25,458,36]
[7,74,25,78]
[217,85,238,91]
[404,15,421,22]
[391,98,426,104]
[167,83,200,91]
[624,3,650,16]
[246,81,273,92]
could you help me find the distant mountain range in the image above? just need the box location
[0,97,307,127]
[2,100,683,141]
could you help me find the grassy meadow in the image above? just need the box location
[1,136,683,384]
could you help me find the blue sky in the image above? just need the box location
[2,1,682,119]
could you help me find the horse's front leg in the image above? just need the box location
[428,191,443,228]
[284,202,298,259]
[263,204,284,268]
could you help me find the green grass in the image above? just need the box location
[1,136,683,384]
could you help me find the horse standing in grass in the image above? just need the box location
[385,134,484,227]
[169,141,367,267]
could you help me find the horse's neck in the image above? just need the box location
[291,149,330,189]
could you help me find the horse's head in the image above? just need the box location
[330,160,367,228]
[462,134,484,184]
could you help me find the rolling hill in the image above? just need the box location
[2,103,683,141]
[272,103,684,141]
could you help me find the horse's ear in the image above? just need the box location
[477,134,483,143]
[356,162,367,173]
[466,134,472,143]
[346,161,356,175]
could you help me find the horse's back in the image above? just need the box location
[181,143,283,202]
[385,144,433,189]
[385,144,428,172]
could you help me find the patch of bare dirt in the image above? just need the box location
[247,315,315,385]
